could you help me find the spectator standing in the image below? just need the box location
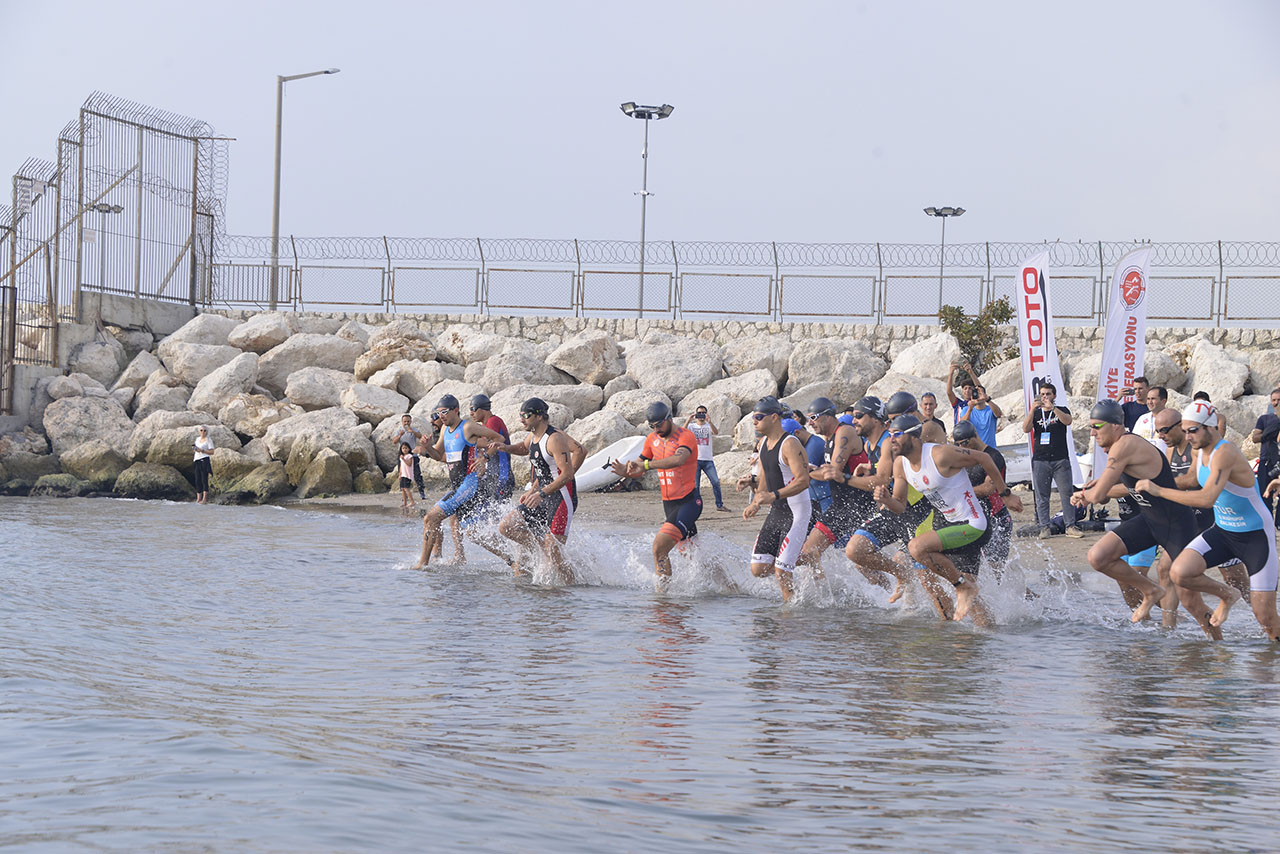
[1120,377,1150,430]
[193,426,214,505]
[1252,388,1280,516]
[920,392,947,435]
[684,405,728,511]
[958,385,1002,447]
[1133,386,1169,446]
[946,362,977,422]
[393,414,426,499]
[1021,383,1080,538]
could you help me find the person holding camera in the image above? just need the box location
[684,405,728,511]
[192,425,215,505]
[1022,383,1080,538]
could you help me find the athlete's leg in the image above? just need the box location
[653,527,680,590]
[499,509,539,577]
[844,533,899,591]
[1249,592,1280,641]
[1154,550,1179,629]
[907,531,990,626]
[798,527,831,572]
[1088,530,1167,623]
[1170,543,1241,630]
[449,515,465,563]
[413,505,448,569]
[544,532,575,586]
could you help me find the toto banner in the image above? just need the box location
[1016,251,1081,483]
[1094,246,1153,475]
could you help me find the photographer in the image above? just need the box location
[684,405,728,511]
[1021,383,1080,538]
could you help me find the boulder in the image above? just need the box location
[105,325,155,358]
[366,360,464,403]
[463,360,487,385]
[227,461,292,504]
[132,384,191,423]
[31,473,86,498]
[67,339,126,387]
[354,337,437,382]
[110,387,136,411]
[218,393,301,439]
[865,373,949,412]
[603,374,640,401]
[146,425,242,474]
[188,352,259,415]
[732,413,759,450]
[43,396,134,457]
[286,367,357,411]
[779,381,836,413]
[1143,350,1187,392]
[354,469,384,493]
[491,383,603,421]
[47,375,85,400]
[565,410,639,456]
[371,415,427,471]
[705,369,781,413]
[624,338,724,406]
[1,451,61,487]
[110,350,164,392]
[722,335,792,382]
[160,342,243,386]
[340,383,410,425]
[1249,350,1280,397]
[1064,352,1104,398]
[156,313,239,358]
[114,462,196,501]
[240,438,273,465]
[261,406,362,462]
[979,359,1023,400]
[1182,340,1249,402]
[1213,395,1269,438]
[26,376,56,430]
[993,390,1025,427]
[475,351,575,393]
[59,439,131,490]
[435,325,506,365]
[257,334,365,396]
[283,424,377,485]
[546,330,625,385]
[676,390,740,436]
[407,380,488,421]
[209,448,263,493]
[712,450,755,486]
[336,320,375,348]
[295,448,354,498]
[785,338,887,402]
[887,332,962,381]
[491,399,574,436]
[0,427,49,457]
[227,312,295,353]
[604,388,674,426]
[128,410,207,460]
[293,315,343,335]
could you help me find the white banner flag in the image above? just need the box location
[1094,246,1153,477]
[1016,251,1081,484]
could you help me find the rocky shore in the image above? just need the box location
[3,310,1278,503]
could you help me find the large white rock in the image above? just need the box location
[354,337,437,382]
[732,413,759,450]
[435,325,505,365]
[785,338,886,402]
[676,390,740,436]
[624,338,724,406]
[340,383,410,425]
[47,375,85,400]
[491,383,603,420]
[978,359,1023,400]
[188,352,259,415]
[111,350,164,393]
[110,386,136,412]
[227,313,295,353]
[1249,350,1280,397]
[1182,340,1249,402]
[368,319,433,349]
[1143,349,1186,392]
[604,388,673,426]
[295,447,354,498]
[367,359,464,403]
[865,373,949,411]
[156,314,239,360]
[218,393,302,439]
[284,422,378,482]
[779,381,836,413]
[43,395,135,457]
[476,351,574,393]
[285,367,357,411]
[887,332,962,381]
[722,335,792,382]
[132,384,192,422]
[1213,394,1270,438]
[292,315,344,335]
[128,410,208,461]
[565,409,639,456]
[712,450,755,485]
[336,320,375,348]
[546,330,625,386]
[705,369,780,413]
[262,406,362,462]
[160,342,243,386]
[603,374,640,401]
[1064,352,1104,398]
[146,424,242,473]
[257,334,365,397]
[67,339,126,387]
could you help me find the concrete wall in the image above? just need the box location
[78,292,197,337]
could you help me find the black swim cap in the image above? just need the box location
[953,421,978,442]
[885,391,918,418]
[806,396,837,417]
[889,414,923,434]
[470,393,492,411]
[753,396,785,416]
[646,401,672,424]
[1089,399,1125,426]
[853,396,885,421]
[436,394,460,410]
[520,397,549,417]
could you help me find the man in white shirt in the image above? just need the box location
[1133,386,1169,448]
[685,405,728,511]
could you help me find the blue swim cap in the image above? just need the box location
[781,418,802,434]
[837,413,855,426]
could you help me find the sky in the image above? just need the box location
[3,0,1279,246]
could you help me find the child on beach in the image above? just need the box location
[399,443,418,511]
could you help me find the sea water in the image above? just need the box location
[3,496,1279,852]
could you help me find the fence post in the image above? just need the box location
[134,126,144,297]
[875,242,884,324]
[983,241,992,309]
[1096,240,1106,326]
[476,237,487,316]
[573,238,582,317]
[74,109,86,321]
[771,241,781,321]
[188,143,199,307]
[382,235,393,313]
[1216,239,1225,326]
[671,240,681,319]
[290,235,300,309]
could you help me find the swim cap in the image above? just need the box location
[753,396,785,416]
[806,396,837,417]
[953,421,978,442]
[837,413,855,426]
[888,414,923,434]
[520,397,549,417]
[436,394,460,410]
[1089,399,1125,426]
[853,396,885,421]
[470,393,492,411]
[885,391,918,418]
[1183,400,1217,428]
[645,401,672,424]
[781,418,802,434]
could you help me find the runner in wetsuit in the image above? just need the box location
[412,394,507,570]
[613,401,702,591]
[797,396,871,578]
[1135,401,1280,641]
[493,397,585,584]
[952,421,1013,573]
[878,415,1021,626]
[1071,399,1194,623]
[738,396,812,602]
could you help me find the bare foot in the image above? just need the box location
[953,579,977,622]
[888,581,905,603]
[654,574,671,594]
[1131,585,1166,623]
[410,560,427,570]
[1209,587,1242,627]
[1194,611,1224,640]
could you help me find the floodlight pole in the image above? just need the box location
[924,206,965,317]
[621,102,673,317]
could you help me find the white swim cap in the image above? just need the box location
[1182,400,1216,427]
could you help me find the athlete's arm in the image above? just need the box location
[418,431,446,461]
[492,435,532,457]
[872,456,908,514]
[760,436,810,504]
[1076,437,1131,506]
[538,432,576,496]
[938,445,1021,511]
[1136,444,1243,509]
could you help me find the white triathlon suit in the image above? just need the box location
[751,433,812,574]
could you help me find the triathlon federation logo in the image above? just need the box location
[1120,266,1146,309]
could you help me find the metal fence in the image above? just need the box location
[207,235,1280,327]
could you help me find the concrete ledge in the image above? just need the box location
[79,292,197,336]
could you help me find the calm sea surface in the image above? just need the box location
[3,496,1280,853]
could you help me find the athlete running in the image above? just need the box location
[493,397,586,585]
[1134,401,1280,641]
[411,394,507,570]
[1071,399,1195,623]
[797,396,872,578]
[952,420,1014,573]
[877,414,1021,625]
[613,401,702,591]
[738,396,813,602]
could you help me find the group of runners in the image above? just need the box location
[402,381,1280,643]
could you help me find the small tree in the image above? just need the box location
[939,296,1018,378]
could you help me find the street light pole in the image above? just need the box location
[923,206,965,316]
[620,102,673,318]
[89,203,124,291]
[270,67,340,310]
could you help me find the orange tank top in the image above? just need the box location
[643,426,700,500]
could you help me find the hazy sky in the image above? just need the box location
[3,0,1278,245]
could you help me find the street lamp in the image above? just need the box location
[620,102,674,317]
[89,202,125,291]
[270,67,340,310]
[923,206,965,316]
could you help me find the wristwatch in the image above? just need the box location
[772,489,781,502]
[1000,487,1012,496]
